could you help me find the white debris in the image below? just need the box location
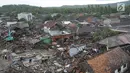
[36,55,42,60]
[69,48,79,57]
[57,45,60,47]
[57,68,63,72]
[64,69,68,73]
[65,64,70,68]
[11,53,17,56]
[57,47,64,51]
[54,61,62,67]
[1,49,9,53]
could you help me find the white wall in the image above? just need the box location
[115,69,119,73]
[114,64,128,73]
[103,19,111,25]
[18,13,33,21]
[121,64,128,73]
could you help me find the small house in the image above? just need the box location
[49,30,72,42]
[87,47,130,73]
[99,34,130,49]
[18,12,33,21]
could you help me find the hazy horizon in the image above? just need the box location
[0,0,129,7]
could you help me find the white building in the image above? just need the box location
[103,18,120,27]
[17,13,33,21]
[103,19,111,25]
[103,19,112,27]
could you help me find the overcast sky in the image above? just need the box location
[0,0,128,7]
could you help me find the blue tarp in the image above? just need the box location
[5,28,14,41]
[69,48,79,57]
[92,17,97,22]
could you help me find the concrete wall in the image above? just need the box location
[115,70,119,73]
[103,19,111,25]
[18,13,33,21]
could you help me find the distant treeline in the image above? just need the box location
[0,4,130,16]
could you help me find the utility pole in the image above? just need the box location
[107,38,109,51]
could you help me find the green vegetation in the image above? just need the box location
[0,4,130,18]
[0,5,121,16]
[92,28,120,42]
[43,15,53,21]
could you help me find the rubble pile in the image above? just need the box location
[0,26,105,73]
[1,16,129,73]
[0,41,105,73]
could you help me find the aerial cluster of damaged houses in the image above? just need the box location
[0,12,130,73]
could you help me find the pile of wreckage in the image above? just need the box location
[1,43,104,73]
[0,20,130,73]
[2,39,130,73]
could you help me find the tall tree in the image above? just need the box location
[126,5,130,14]
[104,6,108,14]
[108,5,112,14]
[87,5,91,13]
[90,5,94,13]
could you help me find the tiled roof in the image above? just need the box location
[87,47,130,73]
[99,34,130,48]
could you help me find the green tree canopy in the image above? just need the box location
[92,28,120,42]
